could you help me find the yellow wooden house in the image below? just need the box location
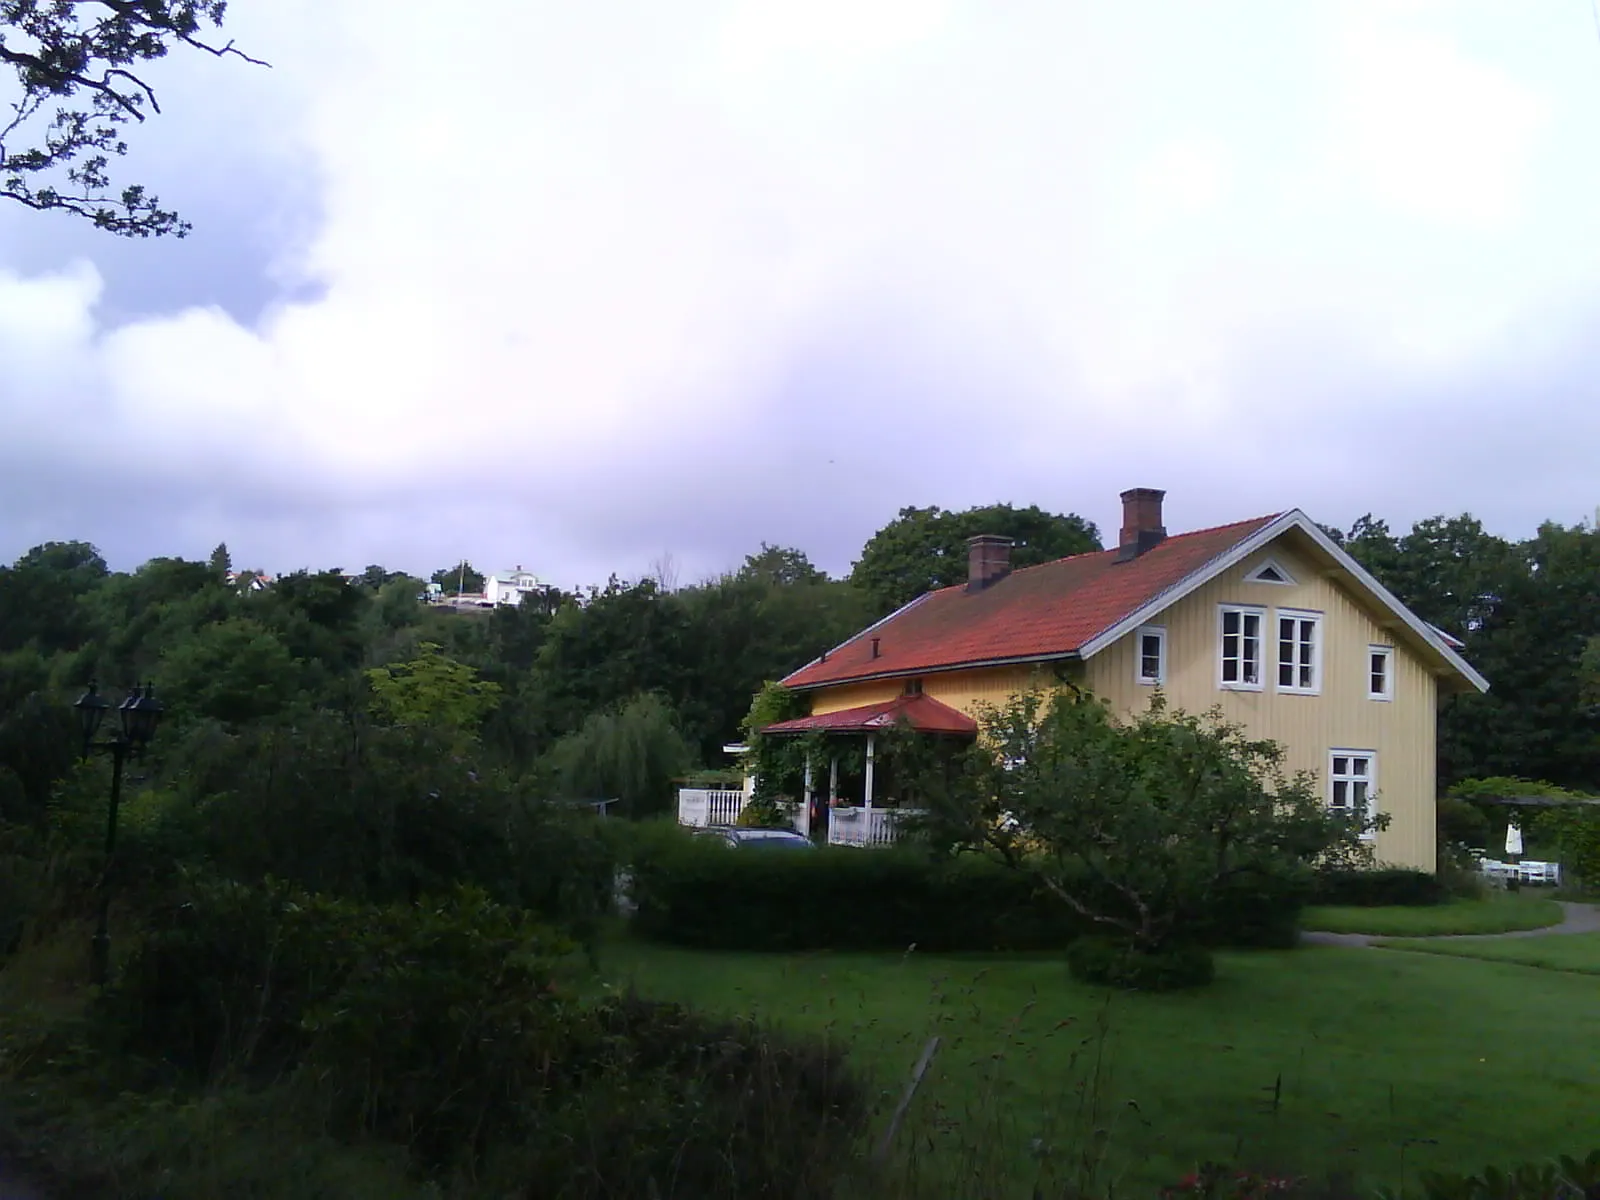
[764,488,1489,870]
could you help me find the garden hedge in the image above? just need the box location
[1310,867,1448,907]
[625,834,1313,953]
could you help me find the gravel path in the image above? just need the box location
[1301,901,1600,949]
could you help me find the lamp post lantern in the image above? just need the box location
[73,681,164,985]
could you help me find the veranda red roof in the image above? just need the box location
[783,515,1280,690]
[761,693,979,736]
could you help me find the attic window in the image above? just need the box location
[1244,558,1296,586]
[903,679,924,696]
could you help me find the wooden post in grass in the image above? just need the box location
[874,1036,941,1163]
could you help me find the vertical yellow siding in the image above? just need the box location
[1086,542,1439,870]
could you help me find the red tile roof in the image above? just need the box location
[784,515,1281,690]
[762,693,979,736]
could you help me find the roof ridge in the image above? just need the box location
[924,511,1284,593]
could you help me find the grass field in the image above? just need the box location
[1377,931,1600,975]
[1301,893,1563,936]
[599,938,1600,1196]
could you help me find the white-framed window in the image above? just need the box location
[1244,557,1297,586]
[1218,605,1265,690]
[1135,626,1166,685]
[1368,645,1394,701]
[1275,608,1322,694]
[1329,750,1377,838]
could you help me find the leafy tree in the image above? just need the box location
[261,569,370,677]
[431,561,485,595]
[0,540,109,654]
[850,503,1100,615]
[0,0,265,236]
[916,690,1374,956]
[736,544,828,588]
[366,642,502,754]
[545,692,692,817]
[158,617,300,727]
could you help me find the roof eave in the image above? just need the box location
[779,590,935,687]
[1076,510,1490,694]
[783,649,1083,692]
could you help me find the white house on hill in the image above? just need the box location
[485,567,541,607]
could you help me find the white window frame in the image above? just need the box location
[1135,625,1166,686]
[1244,556,1297,586]
[1217,604,1266,691]
[1328,750,1378,840]
[1367,645,1395,702]
[1274,607,1323,696]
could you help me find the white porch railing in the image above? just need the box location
[677,788,748,828]
[827,807,922,848]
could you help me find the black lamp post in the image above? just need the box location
[73,681,164,985]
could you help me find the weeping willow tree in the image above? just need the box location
[546,693,693,817]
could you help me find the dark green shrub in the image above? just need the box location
[629,831,1304,954]
[1193,869,1312,949]
[1067,936,1215,991]
[1311,868,1447,907]
[1436,795,1491,851]
[516,993,867,1200]
[629,836,1081,952]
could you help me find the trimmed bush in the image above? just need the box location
[630,836,1081,952]
[1067,936,1215,991]
[1311,867,1447,908]
[627,832,1309,953]
[1195,870,1313,949]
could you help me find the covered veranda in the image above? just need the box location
[760,692,978,846]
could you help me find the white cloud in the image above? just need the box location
[1322,10,1549,229]
[0,2,1597,585]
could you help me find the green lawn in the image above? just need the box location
[1302,893,1562,936]
[1377,932,1600,975]
[598,938,1600,1196]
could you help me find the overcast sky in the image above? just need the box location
[2,1,1598,588]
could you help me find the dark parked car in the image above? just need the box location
[694,827,815,850]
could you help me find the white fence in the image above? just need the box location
[677,788,748,828]
[1478,858,1562,886]
[827,807,920,848]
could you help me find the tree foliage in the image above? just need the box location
[850,502,1101,615]
[431,560,485,595]
[0,0,265,235]
[914,689,1376,954]
[366,642,502,754]
[546,692,692,817]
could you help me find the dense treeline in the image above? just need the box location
[1335,514,1600,791]
[0,504,1595,826]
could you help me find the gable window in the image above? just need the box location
[1218,605,1264,690]
[1329,751,1377,839]
[1244,557,1297,586]
[1135,626,1166,685]
[1275,609,1322,694]
[903,678,924,696]
[1368,646,1394,701]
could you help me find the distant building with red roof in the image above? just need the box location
[760,488,1487,869]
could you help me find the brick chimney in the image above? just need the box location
[966,534,1014,592]
[1115,488,1167,562]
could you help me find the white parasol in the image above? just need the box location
[1504,821,1524,857]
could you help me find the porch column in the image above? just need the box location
[802,756,814,836]
[864,735,875,813]
[829,756,839,805]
